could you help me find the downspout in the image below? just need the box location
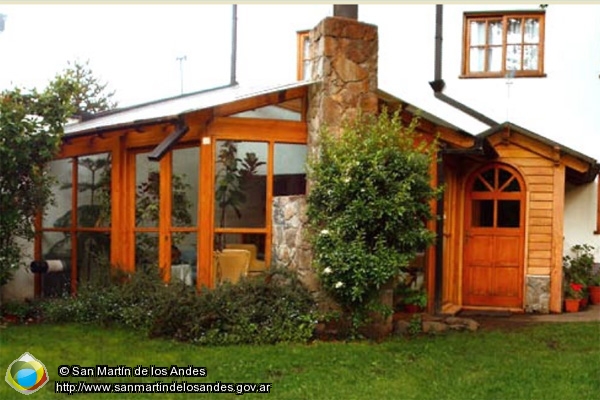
[428,5,500,314]
[429,4,498,127]
[434,147,445,313]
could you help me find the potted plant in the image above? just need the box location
[401,288,428,313]
[588,273,600,305]
[564,283,583,313]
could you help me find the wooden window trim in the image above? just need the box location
[461,11,545,79]
[296,30,310,81]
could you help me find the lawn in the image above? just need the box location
[1,322,599,399]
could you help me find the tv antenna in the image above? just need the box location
[176,55,187,95]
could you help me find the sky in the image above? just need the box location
[0,3,235,107]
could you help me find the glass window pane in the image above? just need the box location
[136,233,159,271]
[215,233,267,274]
[487,47,502,72]
[171,232,197,286]
[77,153,111,227]
[524,18,540,43]
[77,232,111,285]
[470,21,486,46]
[497,200,520,227]
[507,18,522,44]
[215,141,268,229]
[41,232,71,298]
[44,159,73,228]
[498,168,512,189]
[472,200,494,227]
[136,153,159,227]
[506,45,522,71]
[172,147,198,227]
[523,45,539,70]
[488,20,503,45]
[274,143,307,196]
[469,48,485,72]
[503,178,521,192]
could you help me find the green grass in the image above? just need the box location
[1,322,599,399]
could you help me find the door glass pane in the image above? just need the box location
[498,168,512,189]
[274,143,307,196]
[473,177,491,192]
[77,153,111,227]
[136,153,160,227]
[472,200,494,227]
[44,159,73,228]
[481,169,495,189]
[502,177,521,192]
[497,200,520,227]
[214,141,268,229]
[172,147,198,227]
[507,18,522,44]
[214,233,267,274]
[469,48,485,72]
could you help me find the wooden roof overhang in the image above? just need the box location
[60,82,312,160]
[478,122,599,185]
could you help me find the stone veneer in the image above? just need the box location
[271,196,316,291]
[525,275,551,313]
[307,16,379,145]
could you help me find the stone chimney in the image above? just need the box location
[307,16,379,145]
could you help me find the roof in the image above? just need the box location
[478,122,599,184]
[64,81,315,137]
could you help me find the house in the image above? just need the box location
[3,4,599,316]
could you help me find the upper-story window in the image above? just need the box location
[296,30,311,81]
[462,11,545,78]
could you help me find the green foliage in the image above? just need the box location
[40,266,317,346]
[0,85,72,285]
[563,244,596,286]
[47,59,117,115]
[407,313,423,336]
[307,110,440,319]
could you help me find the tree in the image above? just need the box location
[0,60,117,287]
[0,86,73,286]
[48,59,117,115]
[307,110,441,327]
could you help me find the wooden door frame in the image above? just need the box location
[461,162,527,310]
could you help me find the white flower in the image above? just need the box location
[320,229,330,235]
[323,267,332,275]
[334,281,344,289]
[343,177,351,183]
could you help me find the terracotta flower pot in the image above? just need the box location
[404,304,423,314]
[589,286,600,305]
[564,298,580,313]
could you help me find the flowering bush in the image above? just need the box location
[307,110,440,316]
[565,282,584,300]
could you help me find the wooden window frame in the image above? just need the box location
[461,10,546,78]
[296,30,310,81]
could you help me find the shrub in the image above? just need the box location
[40,266,317,346]
[307,110,440,324]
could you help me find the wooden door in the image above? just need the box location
[463,164,525,308]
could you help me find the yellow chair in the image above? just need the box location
[214,249,250,284]
[225,243,266,274]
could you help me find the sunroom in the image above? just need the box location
[36,82,310,296]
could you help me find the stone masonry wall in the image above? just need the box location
[525,275,550,313]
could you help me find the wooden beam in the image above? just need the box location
[210,117,307,143]
[549,165,565,313]
[213,86,308,117]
